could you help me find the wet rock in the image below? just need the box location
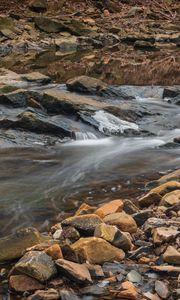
[138,192,162,208]
[45,244,63,260]
[61,214,102,235]
[75,203,97,216]
[58,226,80,244]
[14,251,57,282]
[152,227,179,245]
[123,200,139,215]
[0,227,43,262]
[27,288,59,300]
[95,199,124,219]
[127,270,142,283]
[0,89,37,108]
[160,190,180,207]
[29,0,48,13]
[94,223,132,252]
[104,212,137,233]
[9,275,44,293]
[163,246,180,265]
[156,169,180,184]
[56,259,92,283]
[163,87,180,98]
[21,72,51,84]
[152,181,180,195]
[134,41,159,51]
[132,210,151,226]
[155,280,170,299]
[71,237,125,264]
[117,281,138,299]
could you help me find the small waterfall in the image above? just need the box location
[92,110,139,135]
[74,131,98,140]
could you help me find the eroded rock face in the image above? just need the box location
[61,214,103,235]
[71,237,125,264]
[14,251,57,282]
[94,223,132,252]
[95,199,124,219]
[163,246,180,265]
[9,275,44,293]
[103,212,137,233]
[0,227,43,262]
[56,258,92,283]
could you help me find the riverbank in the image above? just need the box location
[0,169,180,299]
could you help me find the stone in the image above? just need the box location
[45,244,63,260]
[27,289,59,300]
[60,289,80,300]
[71,237,125,264]
[157,169,180,184]
[132,210,151,226]
[0,89,36,108]
[155,280,170,299]
[14,251,57,282]
[123,200,139,215]
[143,292,161,300]
[58,226,80,244]
[56,259,92,283]
[151,265,180,274]
[138,192,162,208]
[94,223,132,252]
[134,41,159,51]
[104,212,137,233]
[163,246,180,265]
[21,72,51,84]
[75,203,97,216]
[0,227,43,262]
[127,270,142,283]
[29,0,48,13]
[163,87,180,98]
[9,275,44,293]
[151,181,180,196]
[152,227,179,245]
[117,281,138,299]
[55,36,78,52]
[61,214,102,235]
[95,199,124,219]
[160,190,180,207]
[85,264,104,279]
[143,218,180,235]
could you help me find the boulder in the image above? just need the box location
[56,259,92,283]
[29,0,48,13]
[160,190,180,207]
[0,227,43,262]
[21,72,51,84]
[9,275,44,293]
[95,199,124,219]
[103,212,137,233]
[61,214,103,235]
[163,246,180,265]
[14,251,57,282]
[155,280,170,299]
[152,227,179,245]
[94,223,132,252]
[27,289,59,300]
[71,237,125,264]
[117,281,138,299]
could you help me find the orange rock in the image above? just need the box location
[103,9,110,17]
[95,199,124,219]
[45,244,63,260]
[118,281,138,299]
[104,212,137,233]
[107,275,117,283]
[75,203,97,216]
[9,275,44,292]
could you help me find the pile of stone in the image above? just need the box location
[0,170,179,299]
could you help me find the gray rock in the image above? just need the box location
[127,270,142,283]
[155,280,170,299]
[14,251,57,282]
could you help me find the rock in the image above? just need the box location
[155,280,170,299]
[58,226,80,244]
[138,192,162,208]
[94,223,132,252]
[160,190,180,207]
[21,72,51,84]
[9,275,44,293]
[151,265,180,274]
[127,270,142,283]
[0,227,43,262]
[117,281,138,299]
[163,246,180,265]
[14,251,57,282]
[45,244,63,260]
[27,289,59,300]
[29,0,48,13]
[80,284,107,296]
[71,237,125,264]
[85,264,104,279]
[143,218,180,235]
[151,181,180,196]
[123,200,139,215]
[56,259,92,283]
[55,36,78,52]
[132,210,151,226]
[60,289,80,300]
[95,199,124,219]
[104,212,137,233]
[143,292,161,300]
[75,203,97,216]
[0,89,38,108]
[157,169,180,184]
[61,214,103,235]
[129,245,153,260]
[134,41,159,51]
[152,227,179,245]
[163,87,180,98]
